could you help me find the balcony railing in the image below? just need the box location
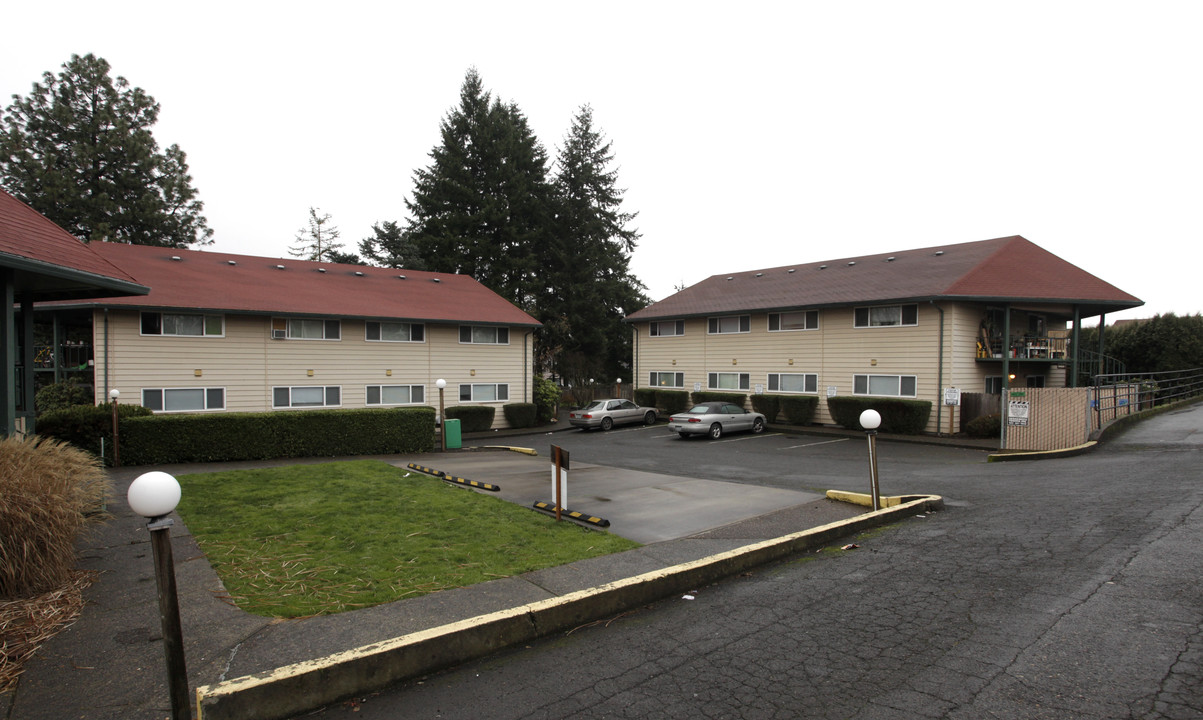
[976,334,1070,361]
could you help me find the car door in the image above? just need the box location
[723,404,750,431]
[614,400,640,425]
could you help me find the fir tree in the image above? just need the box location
[290,207,349,262]
[358,220,425,269]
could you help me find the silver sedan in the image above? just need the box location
[668,401,766,439]
[568,399,658,431]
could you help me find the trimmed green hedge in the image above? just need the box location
[690,391,747,407]
[826,396,932,434]
[633,388,658,408]
[966,413,1001,438]
[655,389,691,415]
[781,395,819,425]
[445,405,496,433]
[750,395,781,422]
[503,403,537,429]
[36,403,154,465]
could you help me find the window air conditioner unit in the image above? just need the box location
[272,329,287,339]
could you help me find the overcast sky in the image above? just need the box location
[4,1,1199,324]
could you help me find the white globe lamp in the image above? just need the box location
[127,471,182,519]
[859,409,881,431]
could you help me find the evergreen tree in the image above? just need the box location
[358,220,425,269]
[0,53,212,248]
[289,207,349,262]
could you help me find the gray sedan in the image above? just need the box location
[668,401,766,439]
[568,399,658,431]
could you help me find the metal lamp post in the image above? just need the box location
[436,379,447,452]
[859,409,882,511]
[109,388,120,467]
[127,471,189,720]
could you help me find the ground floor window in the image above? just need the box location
[649,371,684,387]
[708,372,750,390]
[366,385,425,405]
[142,387,224,412]
[460,383,509,402]
[853,374,917,397]
[985,376,1003,394]
[1026,375,1046,388]
[767,373,818,393]
[273,386,341,408]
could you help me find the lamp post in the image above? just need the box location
[859,409,882,511]
[109,388,120,467]
[436,379,447,452]
[127,471,189,720]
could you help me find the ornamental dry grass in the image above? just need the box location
[0,435,108,600]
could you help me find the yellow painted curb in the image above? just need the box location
[986,441,1097,462]
[480,445,539,455]
[825,490,909,508]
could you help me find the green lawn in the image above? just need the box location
[176,460,639,618]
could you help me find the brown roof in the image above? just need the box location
[0,189,147,300]
[51,241,541,327]
[626,235,1142,322]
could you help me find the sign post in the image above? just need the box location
[551,445,569,521]
[943,387,960,435]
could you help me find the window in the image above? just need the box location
[141,387,224,412]
[985,376,1003,394]
[708,315,750,334]
[272,317,340,340]
[767,373,818,393]
[708,372,750,390]
[853,374,917,397]
[273,386,341,408]
[459,383,509,402]
[649,320,685,337]
[459,326,509,344]
[649,371,685,388]
[366,321,424,342]
[141,312,223,337]
[366,384,425,405]
[768,311,819,332]
[1026,375,1046,388]
[854,304,918,328]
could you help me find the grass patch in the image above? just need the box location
[176,460,639,618]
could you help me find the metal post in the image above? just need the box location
[110,398,121,467]
[554,446,563,522]
[438,385,446,453]
[148,518,189,720]
[866,430,881,511]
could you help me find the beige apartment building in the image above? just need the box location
[625,236,1143,434]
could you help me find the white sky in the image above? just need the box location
[4,1,1200,324]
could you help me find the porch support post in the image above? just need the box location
[1,269,15,436]
[1070,305,1081,388]
[21,295,35,434]
[1000,303,1011,450]
[1096,313,1107,376]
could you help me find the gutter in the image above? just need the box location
[930,301,944,434]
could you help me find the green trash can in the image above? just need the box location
[443,418,462,449]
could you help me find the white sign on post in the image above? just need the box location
[944,387,961,406]
[1007,400,1030,426]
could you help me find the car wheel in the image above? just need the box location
[708,423,723,440]
[643,411,657,425]
[600,417,613,431]
[752,417,765,433]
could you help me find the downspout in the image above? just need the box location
[523,329,533,402]
[1070,305,1081,387]
[1000,304,1011,450]
[930,301,944,435]
[103,309,110,400]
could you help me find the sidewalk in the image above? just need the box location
[3,418,952,720]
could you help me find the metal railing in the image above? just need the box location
[1092,367,1203,426]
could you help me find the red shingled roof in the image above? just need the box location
[626,236,1142,322]
[0,189,147,299]
[56,241,541,327]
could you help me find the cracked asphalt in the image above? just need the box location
[300,404,1203,719]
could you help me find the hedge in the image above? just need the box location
[690,391,748,407]
[781,395,819,425]
[966,413,1001,438]
[115,407,436,465]
[655,389,691,415]
[826,396,932,434]
[633,388,658,408]
[749,395,781,422]
[36,403,154,465]
[445,405,496,433]
[503,403,537,429]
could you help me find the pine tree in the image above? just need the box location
[358,220,425,269]
[290,207,350,262]
[0,53,212,247]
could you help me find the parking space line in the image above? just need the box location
[781,438,851,449]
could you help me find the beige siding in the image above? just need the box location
[93,311,533,429]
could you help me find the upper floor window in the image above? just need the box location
[460,326,509,344]
[273,317,340,340]
[366,321,424,343]
[853,374,917,397]
[142,387,225,412]
[708,315,750,334]
[708,372,750,390]
[141,312,223,337]
[768,311,819,332]
[650,320,685,337]
[767,373,818,393]
[854,304,917,328]
[649,371,685,388]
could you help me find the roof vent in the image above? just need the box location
[935,250,945,256]
[171,256,181,262]
[819,265,827,270]
[354,271,364,277]
[227,260,237,266]
[397,274,407,280]
[726,276,734,281]
[788,268,796,273]
[886,256,896,262]
[847,261,856,266]
[317,268,327,273]
[755,272,763,278]
[432,278,441,283]
[275,264,286,270]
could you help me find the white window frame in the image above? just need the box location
[767,373,818,394]
[141,387,225,412]
[365,321,425,343]
[140,312,224,337]
[365,384,426,405]
[649,371,685,388]
[273,385,342,408]
[273,317,341,341]
[459,383,510,402]
[853,374,918,397]
[649,320,685,337]
[854,304,918,328]
[707,372,751,391]
[708,315,751,334]
[768,311,819,332]
[459,326,510,345]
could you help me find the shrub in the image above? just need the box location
[690,391,747,407]
[634,388,658,408]
[503,403,537,428]
[0,435,107,599]
[34,378,92,417]
[655,389,691,415]
[36,402,154,464]
[533,376,560,423]
[780,395,819,425]
[445,405,496,433]
[750,395,781,422]
[966,413,1001,438]
[826,396,933,434]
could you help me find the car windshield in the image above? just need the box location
[582,401,606,411]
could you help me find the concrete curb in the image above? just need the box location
[985,441,1097,462]
[194,493,943,720]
